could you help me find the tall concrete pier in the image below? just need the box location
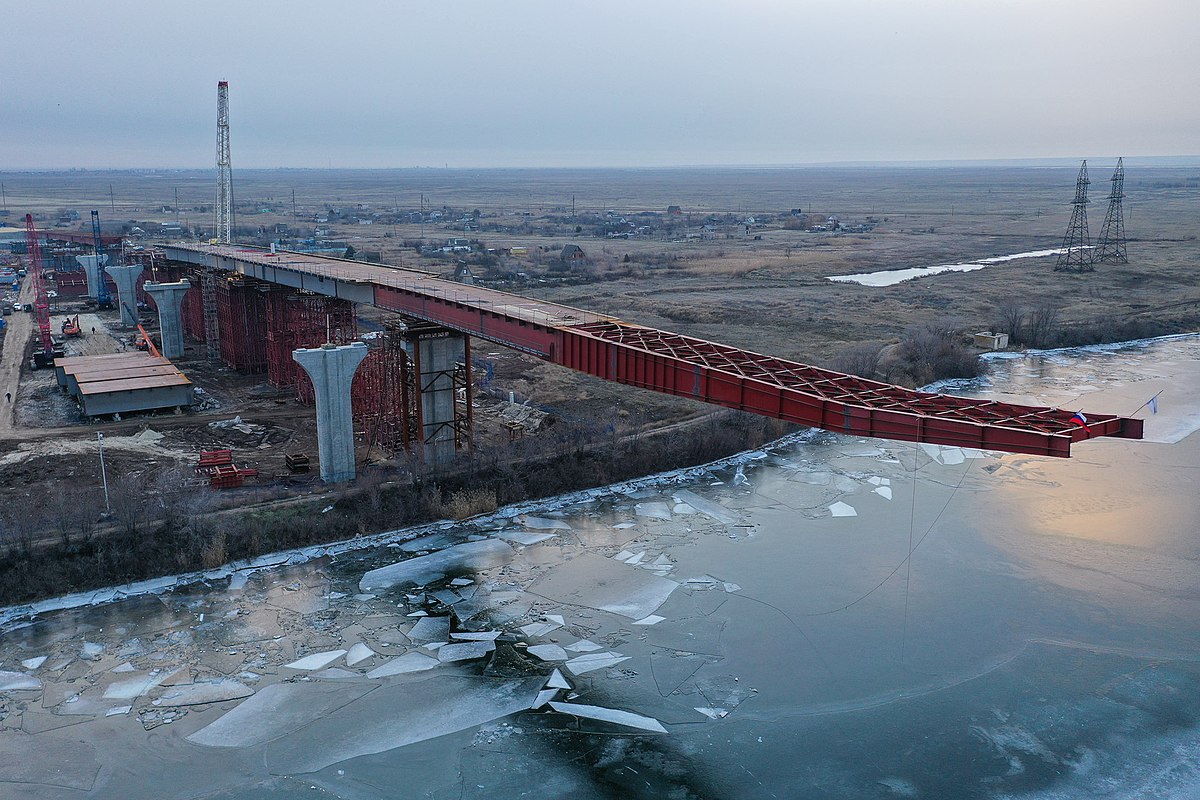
[106,264,144,326]
[293,342,369,483]
[411,330,468,465]
[75,254,107,298]
[143,280,191,359]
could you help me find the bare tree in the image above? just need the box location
[830,342,883,379]
[1026,302,1063,348]
[995,300,1026,343]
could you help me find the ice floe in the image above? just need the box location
[366,652,440,677]
[359,539,514,591]
[829,501,858,517]
[284,649,348,671]
[548,701,667,733]
[345,642,376,666]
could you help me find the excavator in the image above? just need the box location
[61,314,81,337]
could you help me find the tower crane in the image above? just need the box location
[91,210,114,309]
[24,214,61,368]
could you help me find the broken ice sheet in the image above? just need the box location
[564,639,603,652]
[345,642,376,667]
[284,649,348,671]
[20,656,47,671]
[632,615,665,626]
[526,644,568,662]
[532,688,558,708]
[498,531,558,546]
[828,501,857,517]
[407,616,451,645]
[189,681,376,748]
[528,551,678,620]
[519,620,562,638]
[673,489,739,525]
[564,651,630,675]
[634,502,673,521]
[262,674,545,774]
[103,669,177,700]
[438,641,496,662]
[359,539,515,592]
[157,679,254,707]
[0,671,42,691]
[548,701,667,733]
[522,516,572,530]
[451,631,501,642]
[874,486,893,500]
[366,652,440,678]
[546,669,571,689]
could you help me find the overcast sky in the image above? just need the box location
[3,0,1197,169]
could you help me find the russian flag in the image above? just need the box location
[1070,410,1091,433]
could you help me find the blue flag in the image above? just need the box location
[1149,395,1158,414]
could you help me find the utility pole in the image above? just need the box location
[98,432,111,516]
[109,184,115,212]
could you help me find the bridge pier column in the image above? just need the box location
[143,280,191,359]
[75,254,107,298]
[106,264,143,326]
[293,342,369,483]
[408,327,471,466]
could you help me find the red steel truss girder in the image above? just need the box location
[161,245,1143,458]
[558,322,1142,458]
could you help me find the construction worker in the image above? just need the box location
[4,392,10,402]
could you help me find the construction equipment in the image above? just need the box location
[135,323,161,357]
[61,314,81,337]
[91,210,114,310]
[24,214,61,369]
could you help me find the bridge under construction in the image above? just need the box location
[143,243,1142,480]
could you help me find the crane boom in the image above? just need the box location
[24,214,55,364]
[91,210,113,308]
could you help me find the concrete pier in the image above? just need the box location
[75,254,107,298]
[143,280,191,359]
[411,330,467,465]
[293,342,369,483]
[106,264,144,326]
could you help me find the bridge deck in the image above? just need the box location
[162,243,1143,457]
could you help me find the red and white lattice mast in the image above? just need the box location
[215,80,233,243]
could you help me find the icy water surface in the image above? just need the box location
[826,247,1076,286]
[1,335,1199,799]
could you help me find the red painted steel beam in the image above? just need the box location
[554,322,1142,458]
[162,244,1144,458]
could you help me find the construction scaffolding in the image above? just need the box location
[352,325,418,455]
[265,291,358,398]
[215,275,269,372]
[181,274,206,343]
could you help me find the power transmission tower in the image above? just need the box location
[1054,160,1093,273]
[215,81,233,244]
[1094,157,1127,264]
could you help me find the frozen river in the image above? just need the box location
[2,335,1199,799]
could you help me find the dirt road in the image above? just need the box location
[0,279,34,435]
